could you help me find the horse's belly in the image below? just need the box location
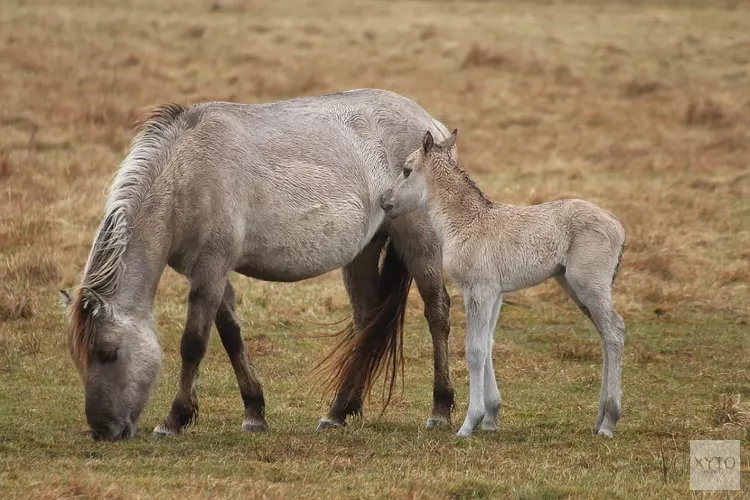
[235,200,381,282]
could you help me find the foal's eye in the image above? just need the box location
[403,168,412,179]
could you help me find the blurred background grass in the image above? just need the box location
[0,0,748,498]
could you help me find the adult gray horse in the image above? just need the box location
[59,89,455,441]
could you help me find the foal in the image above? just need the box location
[380,130,626,438]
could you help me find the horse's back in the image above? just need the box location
[165,89,441,281]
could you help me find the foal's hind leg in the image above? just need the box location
[555,275,609,431]
[215,282,267,433]
[558,273,624,438]
[481,293,503,432]
[154,264,227,437]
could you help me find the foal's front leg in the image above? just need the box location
[154,273,226,436]
[481,294,503,432]
[457,287,496,438]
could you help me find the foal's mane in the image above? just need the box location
[68,103,186,376]
[434,146,492,207]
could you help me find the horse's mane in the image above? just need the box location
[67,103,186,376]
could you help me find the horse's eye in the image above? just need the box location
[403,168,412,179]
[96,347,119,364]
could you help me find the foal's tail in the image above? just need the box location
[315,240,412,418]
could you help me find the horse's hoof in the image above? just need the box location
[596,428,614,439]
[153,423,180,437]
[242,419,268,433]
[426,417,450,429]
[316,418,344,431]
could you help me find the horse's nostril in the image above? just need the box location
[382,203,393,212]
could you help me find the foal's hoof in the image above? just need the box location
[242,419,268,433]
[316,418,344,431]
[426,416,450,429]
[152,423,180,437]
[456,428,473,438]
[481,421,499,432]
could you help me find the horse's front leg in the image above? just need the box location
[215,282,267,433]
[154,268,227,437]
[457,286,496,438]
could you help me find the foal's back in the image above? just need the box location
[451,199,623,292]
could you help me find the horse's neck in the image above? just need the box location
[111,215,171,318]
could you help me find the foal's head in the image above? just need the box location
[380,129,458,219]
[60,288,161,440]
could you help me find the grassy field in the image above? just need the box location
[1,0,749,498]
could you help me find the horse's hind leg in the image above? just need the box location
[215,282,267,432]
[558,271,624,438]
[391,220,454,428]
[318,236,385,429]
[154,264,227,437]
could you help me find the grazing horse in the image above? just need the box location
[380,130,626,437]
[59,89,456,441]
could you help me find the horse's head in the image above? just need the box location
[60,288,161,440]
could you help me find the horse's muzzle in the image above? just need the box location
[90,418,136,441]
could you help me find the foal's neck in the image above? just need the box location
[425,159,492,241]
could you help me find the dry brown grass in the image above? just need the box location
[715,394,750,428]
[1,0,749,497]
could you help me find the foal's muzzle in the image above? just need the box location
[380,189,394,217]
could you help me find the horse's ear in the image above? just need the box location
[440,129,458,150]
[81,287,106,318]
[59,290,72,310]
[422,131,434,154]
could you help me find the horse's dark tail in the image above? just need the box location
[314,240,412,419]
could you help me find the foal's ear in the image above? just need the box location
[440,129,458,150]
[59,290,72,310]
[422,130,434,154]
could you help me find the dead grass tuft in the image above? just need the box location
[4,255,60,285]
[714,393,750,428]
[448,479,502,499]
[685,96,728,127]
[462,44,509,69]
[182,25,206,40]
[247,334,278,357]
[0,156,11,178]
[545,333,600,362]
[630,252,675,281]
[31,476,134,500]
[622,79,665,98]
[630,343,662,364]
[0,293,34,321]
[717,263,750,286]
